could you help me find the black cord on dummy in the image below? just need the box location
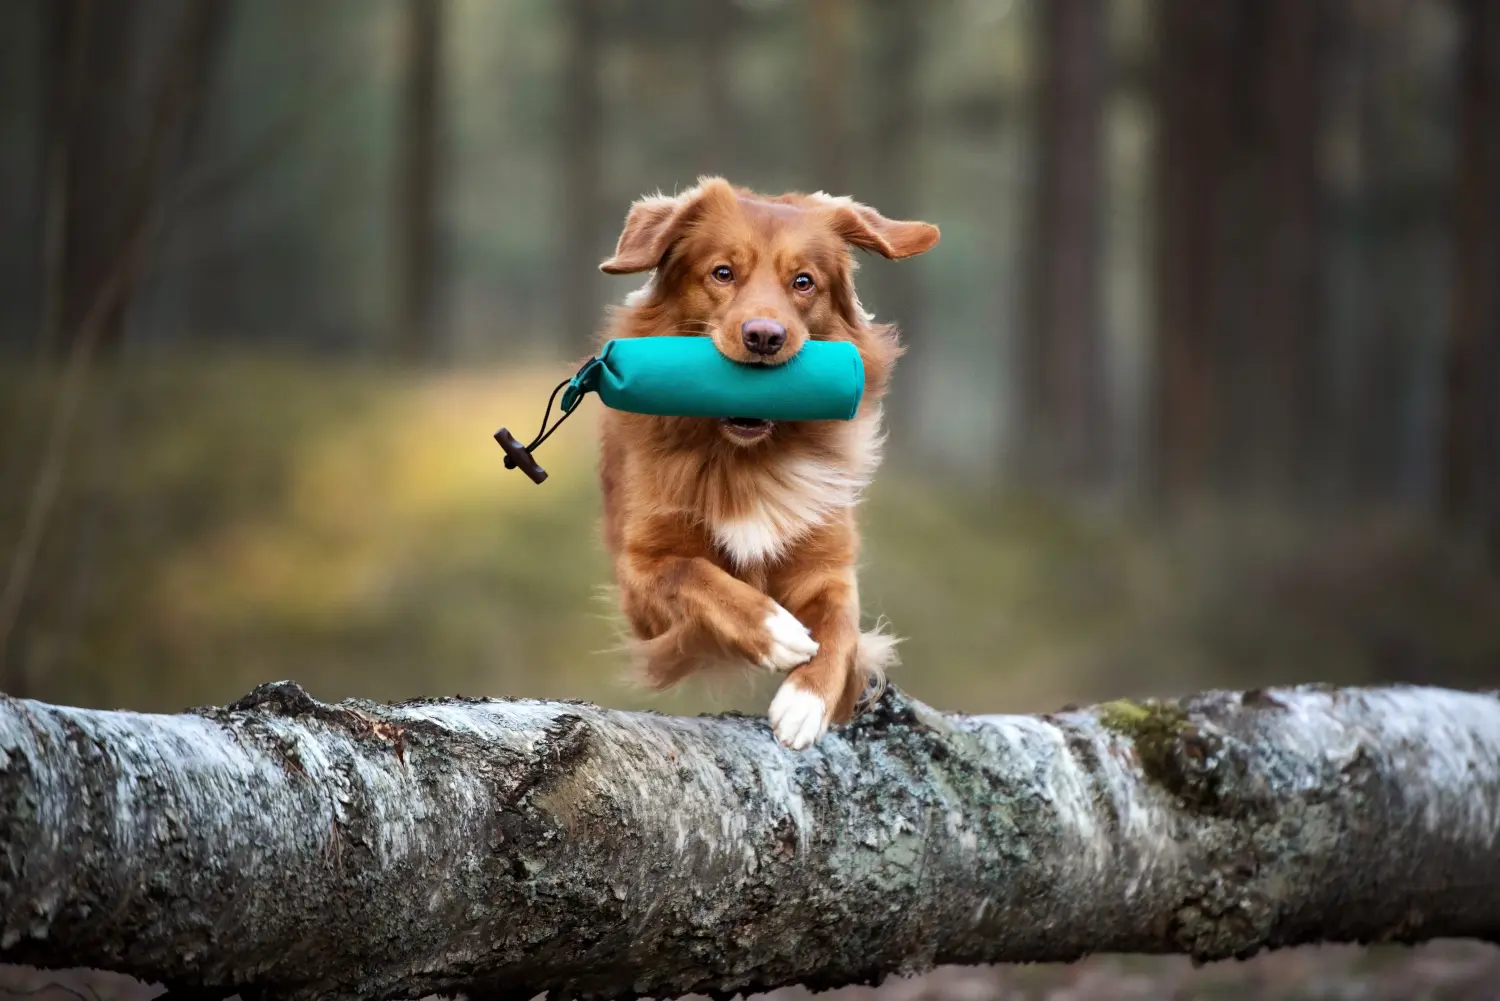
[518,376,577,458]
[494,375,579,485]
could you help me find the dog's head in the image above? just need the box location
[601,177,939,446]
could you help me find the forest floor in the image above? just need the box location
[4,941,1500,1001]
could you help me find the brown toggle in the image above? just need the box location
[494,427,548,484]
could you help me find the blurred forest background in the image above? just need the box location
[1,0,1498,720]
[2,2,1500,997]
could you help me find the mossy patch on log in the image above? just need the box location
[1097,699,1231,813]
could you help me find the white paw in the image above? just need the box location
[769,681,829,750]
[757,603,818,672]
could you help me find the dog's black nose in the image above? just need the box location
[741,318,786,356]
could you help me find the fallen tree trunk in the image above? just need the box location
[2,681,1499,1001]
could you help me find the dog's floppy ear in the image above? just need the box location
[599,179,734,275]
[829,201,940,260]
[599,195,684,275]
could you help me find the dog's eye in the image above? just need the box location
[792,273,815,293]
[711,264,735,283]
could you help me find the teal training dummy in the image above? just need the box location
[494,336,865,483]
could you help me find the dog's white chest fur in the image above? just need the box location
[709,446,874,567]
[713,513,792,568]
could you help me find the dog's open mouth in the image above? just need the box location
[719,417,774,442]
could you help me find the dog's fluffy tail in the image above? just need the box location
[853,618,900,711]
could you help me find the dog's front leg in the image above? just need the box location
[617,540,819,688]
[765,564,864,750]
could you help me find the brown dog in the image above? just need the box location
[593,177,939,749]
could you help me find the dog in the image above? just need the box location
[592,177,940,749]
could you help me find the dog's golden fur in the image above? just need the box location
[592,177,939,748]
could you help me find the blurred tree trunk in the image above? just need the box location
[1333,0,1394,502]
[1443,0,1500,561]
[38,0,226,361]
[561,0,604,354]
[1335,0,1435,508]
[35,0,91,361]
[1023,0,1109,491]
[49,0,139,360]
[867,0,926,450]
[393,0,445,364]
[806,0,850,191]
[1249,0,1327,498]
[696,0,741,176]
[1151,0,1327,504]
[1151,0,1232,500]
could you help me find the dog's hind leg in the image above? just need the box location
[629,622,729,689]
